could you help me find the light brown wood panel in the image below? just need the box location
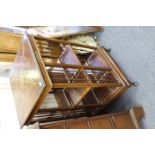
[113,114,136,129]
[91,117,114,129]
[65,120,90,129]
[0,31,22,53]
[0,53,16,62]
[10,33,46,127]
[132,106,145,121]
[49,125,65,129]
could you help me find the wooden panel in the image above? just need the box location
[49,72,68,83]
[93,87,112,105]
[60,45,91,105]
[35,38,62,63]
[132,106,145,121]
[66,120,90,129]
[113,114,136,129]
[91,117,114,129]
[10,33,46,127]
[82,90,99,105]
[40,94,58,109]
[0,31,22,53]
[54,89,70,108]
[60,45,81,65]
[0,53,16,62]
[49,125,65,129]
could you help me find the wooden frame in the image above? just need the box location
[10,32,131,127]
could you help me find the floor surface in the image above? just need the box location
[95,26,155,128]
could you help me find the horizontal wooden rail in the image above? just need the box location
[44,62,111,71]
[53,82,121,88]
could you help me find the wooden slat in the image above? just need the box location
[25,34,53,125]
[45,62,111,71]
[53,82,122,88]
[0,31,22,53]
[0,53,16,62]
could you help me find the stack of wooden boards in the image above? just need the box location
[0,26,144,129]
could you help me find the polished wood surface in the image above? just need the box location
[0,53,16,62]
[0,31,22,62]
[0,31,22,53]
[25,34,53,125]
[10,33,46,127]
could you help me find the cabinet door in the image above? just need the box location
[10,33,52,127]
[91,117,114,129]
[66,120,90,129]
[113,114,136,129]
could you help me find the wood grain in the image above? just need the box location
[10,33,46,127]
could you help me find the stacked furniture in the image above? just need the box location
[10,32,132,128]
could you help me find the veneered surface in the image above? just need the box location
[10,34,46,127]
[113,114,136,129]
[66,120,90,129]
[0,31,22,53]
[60,45,91,105]
[91,117,114,129]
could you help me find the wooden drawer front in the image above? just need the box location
[91,117,114,129]
[48,125,65,129]
[113,114,136,129]
[65,120,90,129]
